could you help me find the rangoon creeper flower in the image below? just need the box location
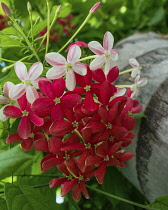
[45,45,87,91]
[131,75,148,98]
[0,81,18,121]
[9,61,43,104]
[129,58,141,78]
[88,31,118,73]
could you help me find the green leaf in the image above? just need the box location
[133,112,147,119]
[0,198,8,210]
[148,7,165,26]
[0,146,33,180]
[150,195,168,210]
[5,183,54,210]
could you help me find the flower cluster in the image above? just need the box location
[0,29,147,201]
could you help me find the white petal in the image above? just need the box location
[72,62,87,76]
[104,59,112,74]
[131,68,140,78]
[67,45,81,63]
[110,49,119,61]
[103,31,114,51]
[46,66,66,79]
[115,88,126,97]
[3,81,14,97]
[45,52,66,66]
[90,55,105,71]
[0,106,8,122]
[9,84,26,100]
[88,41,105,55]
[14,61,28,81]
[66,70,76,91]
[28,62,43,80]
[0,95,9,104]
[26,86,39,104]
[138,78,148,87]
[134,75,140,84]
[129,58,139,68]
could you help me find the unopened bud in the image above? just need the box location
[56,5,62,14]
[0,2,11,16]
[27,2,32,11]
[90,2,101,13]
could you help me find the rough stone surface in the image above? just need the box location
[115,32,168,201]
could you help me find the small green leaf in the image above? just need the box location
[133,112,147,119]
[0,198,8,210]
[5,183,54,210]
[150,195,168,210]
[0,146,33,180]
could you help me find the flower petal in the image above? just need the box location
[14,61,28,81]
[0,95,9,104]
[50,177,68,188]
[28,62,43,80]
[3,81,14,97]
[103,31,114,51]
[61,94,82,108]
[9,84,26,100]
[66,69,76,91]
[21,138,33,151]
[45,52,66,66]
[29,111,44,126]
[90,55,105,71]
[26,86,39,104]
[61,179,78,197]
[88,41,104,55]
[46,66,66,80]
[67,45,81,63]
[18,116,31,139]
[0,107,8,121]
[3,105,22,118]
[72,62,87,76]
[6,133,23,144]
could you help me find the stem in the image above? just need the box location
[86,185,156,210]
[1,56,32,64]
[58,12,92,53]
[78,55,97,62]
[9,16,40,61]
[45,0,50,55]
[119,68,134,75]
[15,174,59,177]
[116,85,131,88]
[28,6,34,45]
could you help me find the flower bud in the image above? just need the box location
[56,5,62,14]
[27,2,32,12]
[0,2,11,16]
[90,2,101,13]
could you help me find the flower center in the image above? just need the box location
[29,133,35,138]
[78,175,84,181]
[9,99,15,105]
[109,136,114,141]
[24,80,31,86]
[64,153,70,160]
[104,155,109,161]
[84,85,91,92]
[106,123,112,129]
[85,143,91,149]
[105,51,110,59]
[67,175,73,180]
[66,63,72,71]
[54,97,60,104]
[72,121,78,128]
[22,110,29,116]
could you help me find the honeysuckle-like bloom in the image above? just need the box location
[65,41,88,52]
[88,31,118,72]
[129,58,140,78]
[45,45,87,91]
[9,61,43,104]
[0,81,17,121]
[131,75,148,98]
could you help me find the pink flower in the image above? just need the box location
[0,81,18,121]
[65,41,88,52]
[90,2,101,13]
[88,31,118,72]
[45,45,87,91]
[9,61,43,103]
[129,58,140,78]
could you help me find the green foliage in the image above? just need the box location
[150,195,168,210]
[0,198,7,210]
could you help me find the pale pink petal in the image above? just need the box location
[0,95,9,104]
[110,49,119,61]
[135,75,140,84]
[72,62,87,76]
[104,59,112,74]
[45,52,66,66]
[114,88,126,97]
[0,106,8,121]
[103,31,114,51]
[31,78,47,88]
[66,70,76,91]
[28,62,43,80]
[9,84,26,100]
[90,55,105,70]
[26,86,39,104]
[14,61,28,81]
[67,45,81,63]
[3,82,14,97]
[46,66,66,79]
[131,68,140,78]
[138,78,148,87]
[129,58,139,68]
[88,41,105,55]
